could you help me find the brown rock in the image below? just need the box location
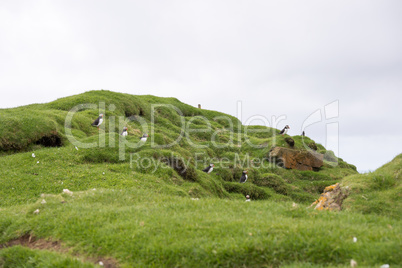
[269,147,323,171]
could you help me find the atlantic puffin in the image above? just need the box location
[121,127,128,136]
[279,125,290,136]
[202,164,215,174]
[91,114,104,129]
[239,171,248,183]
[140,133,148,142]
[301,131,305,136]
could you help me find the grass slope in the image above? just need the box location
[0,90,357,207]
[1,188,400,267]
[0,90,399,267]
[342,154,402,219]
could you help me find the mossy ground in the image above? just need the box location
[0,90,399,267]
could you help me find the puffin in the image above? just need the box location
[239,171,248,183]
[121,127,128,136]
[91,114,104,129]
[140,133,149,142]
[202,164,215,174]
[301,131,305,136]
[279,125,290,136]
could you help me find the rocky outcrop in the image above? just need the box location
[310,183,349,211]
[268,147,323,171]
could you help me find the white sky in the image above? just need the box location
[1,0,401,172]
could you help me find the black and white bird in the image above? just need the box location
[91,114,104,129]
[140,133,148,142]
[121,127,128,136]
[301,131,305,136]
[279,125,290,136]
[239,171,248,183]
[202,164,215,174]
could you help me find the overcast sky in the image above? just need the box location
[1,0,401,172]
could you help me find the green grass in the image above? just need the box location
[1,188,400,267]
[342,154,402,219]
[0,90,399,267]
[0,246,95,268]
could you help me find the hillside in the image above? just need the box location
[342,154,401,219]
[0,90,357,206]
[0,90,400,267]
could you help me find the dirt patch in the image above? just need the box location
[0,234,118,268]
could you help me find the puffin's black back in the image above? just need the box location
[239,172,247,183]
[92,116,101,126]
[202,166,210,172]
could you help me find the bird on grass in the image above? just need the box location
[140,133,148,142]
[239,171,248,183]
[301,131,305,136]
[91,114,104,130]
[121,127,128,136]
[279,125,290,136]
[202,164,215,174]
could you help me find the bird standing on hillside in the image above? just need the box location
[301,131,305,136]
[121,127,128,136]
[279,125,290,136]
[91,114,104,130]
[239,171,248,183]
[140,134,148,142]
[202,164,215,173]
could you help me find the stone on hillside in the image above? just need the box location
[310,183,349,211]
[268,147,323,171]
[308,142,318,151]
[284,137,295,147]
[62,189,73,195]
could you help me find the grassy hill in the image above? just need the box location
[342,154,401,219]
[0,90,400,267]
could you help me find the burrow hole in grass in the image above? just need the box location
[35,134,62,147]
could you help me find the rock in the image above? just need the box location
[350,259,357,267]
[308,142,318,151]
[284,137,295,147]
[62,189,73,195]
[310,183,349,211]
[269,147,323,171]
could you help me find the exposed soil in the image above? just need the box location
[0,234,118,268]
